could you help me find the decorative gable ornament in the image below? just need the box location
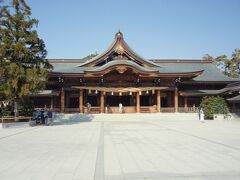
[115,44,124,55]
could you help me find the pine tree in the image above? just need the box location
[203,51,240,78]
[0,0,52,117]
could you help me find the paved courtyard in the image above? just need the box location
[0,113,240,180]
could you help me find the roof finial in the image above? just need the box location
[115,30,123,39]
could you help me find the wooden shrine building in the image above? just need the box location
[31,32,240,113]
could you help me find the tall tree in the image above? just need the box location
[0,0,52,117]
[82,52,98,61]
[231,48,240,77]
[203,50,240,78]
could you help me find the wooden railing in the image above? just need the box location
[49,106,200,113]
[65,108,79,113]
[1,116,32,123]
[178,107,185,113]
[188,107,199,113]
[83,107,101,114]
[178,107,199,113]
[52,108,60,112]
[1,116,32,128]
[140,106,157,113]
[161,107,175,112]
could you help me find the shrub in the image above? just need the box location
[0,104,13,117]
[18,99,35,116]
[0,99,34,117]
[200,96,229,119]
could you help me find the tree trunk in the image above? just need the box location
[14,99,18,122]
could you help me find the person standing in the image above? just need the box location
[87,102,91,114]
[199,108,205,122]
[119,103,123,113]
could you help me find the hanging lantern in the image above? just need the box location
[152,90,155,94]
[119,92,122,96]
[95,90,98,94]
[103,91,106,95]
[139,91,142,95]
[111,91,114,95]
[146,90,149,94]
[88,89,91,94]
[129,91,132,95]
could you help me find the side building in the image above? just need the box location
[30,32,240,113]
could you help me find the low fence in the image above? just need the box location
[1,116,32,128]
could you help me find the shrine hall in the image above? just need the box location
[30,31,240,113]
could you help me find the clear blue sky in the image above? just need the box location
[27,0,240,59]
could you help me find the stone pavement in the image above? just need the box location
[0,113,240,180]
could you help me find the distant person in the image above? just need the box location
[105,104,110,113]
[87,102,91,113]
[199,108,205,122]
[119,103,123,113]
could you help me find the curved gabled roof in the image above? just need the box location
[77,31,160,68]
[84,60,159,74]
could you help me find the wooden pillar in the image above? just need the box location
[60,90,65,113]
[100,91,104,113]
[136,92,140,113]
[157,90,161,112]
[79,89,83,113]
[184,97,188,113]
[174,88,178,112]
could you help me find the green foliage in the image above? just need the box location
[0,0,52,101]
[200,96,229,119]
[18,99,34,116]
[82,53,98,61]
[203,48,240,78]
[0,104,13,117]
[0,99,34,117]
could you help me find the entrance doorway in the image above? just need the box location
[69,97,79,108]
[140,95,151,106]
[87,95,99,106]
[106,96,131,106]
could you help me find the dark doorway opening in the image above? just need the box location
[87,95,99,106]
[106,96,130,106]
[161,97,168,107]
[69,97,79,108]
[140,95,150,106]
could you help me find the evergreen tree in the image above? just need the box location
[82,52,98,61]
[203,49,240,78]
[0,0,52,116]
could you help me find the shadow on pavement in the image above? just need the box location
[52,113,94,126]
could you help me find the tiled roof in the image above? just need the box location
[227,95,240,102]
[49,59,239,82]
